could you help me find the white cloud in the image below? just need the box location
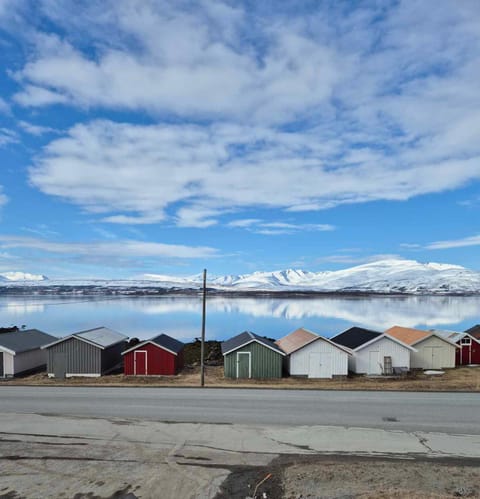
[14,84,68,107]
[0,235,218,260]
[28,120,480,227]
[11,4,340,123]
[426,235,480,250]
[229,220,335,235]
[0,0,478,227]
[18,120,57,136]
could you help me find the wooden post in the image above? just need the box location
[200,269,207,387]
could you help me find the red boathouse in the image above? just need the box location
[122,334,184,376]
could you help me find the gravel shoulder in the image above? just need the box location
[3,365,480,392]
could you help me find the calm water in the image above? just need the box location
[1,295,480,341]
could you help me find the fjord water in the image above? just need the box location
[1,295,480,341]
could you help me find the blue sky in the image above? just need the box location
[0,0,479,279]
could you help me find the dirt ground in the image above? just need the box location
[4,365,480,392]
[217,455,480,498]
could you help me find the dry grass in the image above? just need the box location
[4,365,480,391]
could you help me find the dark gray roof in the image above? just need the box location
[150,334,184,354]
[465,324,480,339]
[221,331,285,355]
[331,327,383,350]
[0,329,57,354]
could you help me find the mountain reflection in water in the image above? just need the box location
[0,295,478,341]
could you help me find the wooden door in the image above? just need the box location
[237,352,250,379]
[134,351,147,375]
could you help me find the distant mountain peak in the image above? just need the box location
[0,272,48,282]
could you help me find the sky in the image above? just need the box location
[0,0,479,279]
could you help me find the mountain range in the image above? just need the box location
[2,259,480,295]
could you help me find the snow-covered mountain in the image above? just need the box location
[1,259,480,294]
[139,259,480,294]
[0,272,48,282]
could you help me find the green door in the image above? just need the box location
[237,352,251,378]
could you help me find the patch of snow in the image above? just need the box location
[0,272,48,281]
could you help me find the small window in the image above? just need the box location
[461,337,471,345]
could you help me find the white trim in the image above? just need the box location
[223,339,286,357]
[46,372,101,378]
[0,346,16,356]
[236,351,252,379]
[122,340,178,356]
[354,333,418,353]
[134,350,148,375]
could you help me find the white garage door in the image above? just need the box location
[308,352,333,378]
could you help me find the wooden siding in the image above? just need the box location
[456,339,480,365]
[124,343,180,375]
[289,339,348,378]
[353,337,411,374]
[224,342,283,379]
[411,336,456,369]
[47,337,102,375]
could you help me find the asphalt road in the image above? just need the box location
[1,386,479,434]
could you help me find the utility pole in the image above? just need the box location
[200,268,207,387]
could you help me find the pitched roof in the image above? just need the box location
[275,328,318,355]
[385,326,430,345]
[0,329,57,355]
[222,331,285,356]
[430,329,479,346]
[76,327,128,348]
[465,324,480,339]
[330,327,382,350]
[122,333,184,356]
[386,326,459,348]
[42,327,127,350]
[276,328,352,356]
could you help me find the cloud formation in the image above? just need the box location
[2,0,480,229]
[0,235,218,261]
[28,119,480,226]
[426,235,480,250]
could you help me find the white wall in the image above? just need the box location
[354,337,411,374]
[411,336,456,369]
[13,349,47,375]
[1,351,14,376]
[289,339,348,378]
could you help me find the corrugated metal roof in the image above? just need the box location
[222,331,285,355]
[75,327,127,348]
[0,329,57,354]
[330,327,382,350]
[385,326,430,345]
[275,328,318,355]
[431,329,464,343]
